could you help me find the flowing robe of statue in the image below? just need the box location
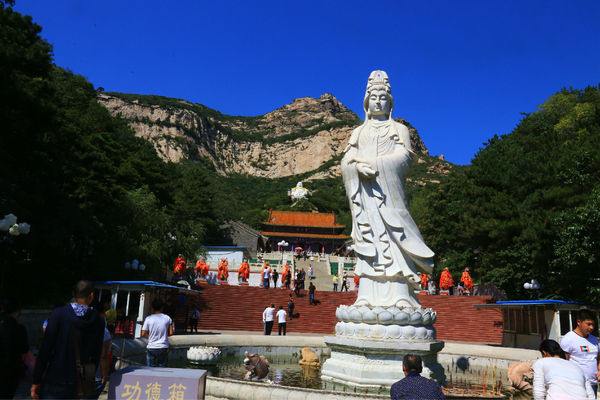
[341,70,434,308]
[281,263,291,287]
[195,259,203,274]
[238,261,250,281]
[460,270,472,291]
[218,259,229,280]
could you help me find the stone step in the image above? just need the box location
[171,285,503,342]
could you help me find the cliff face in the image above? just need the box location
[97,92,432,179]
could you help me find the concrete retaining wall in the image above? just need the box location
[439,341,539,369]
[115,335,539,367]
[205,376,386,400]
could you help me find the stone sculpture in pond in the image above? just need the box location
[243,351,270,380]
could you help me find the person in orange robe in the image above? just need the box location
[200,260,210,277]
[281,263,291,289]
[238,260,250,282]
[195,259,208,278]
[460,267,473,292]
[439,267,454,290]
[194,259,203,274]
[218,259,229,281]
[174,256,186,277]
[174,255,185,271]
[420,273,429,290]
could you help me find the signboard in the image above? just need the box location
[109,366,206,400]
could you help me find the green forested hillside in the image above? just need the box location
[411,86,600,302]
[209,151,457,235]
[0,5,223,301]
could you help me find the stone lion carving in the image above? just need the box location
[243,351,270,380]
[507,361,533,391]
[298,347,321,367]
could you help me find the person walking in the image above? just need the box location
[294,271,301,296]
[262,265,271,289]
[263,265,272,289]
[308,282,316,305]
[285,271,291,290]
[276,306,287,336]
[272,269,279,289]
[31,281,105,400]
[141,298,174,367]
[341,272,349,292]
[189,307,200,333]
[533,339,594,399]
[299,269,306,290]
[428,276,437,295]
[332,274,339,292]
[287,295,295,320]
[262,304,275,335]
[308,265,314,280]
[0,298,29,400]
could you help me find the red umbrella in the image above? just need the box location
[295,247,303,252]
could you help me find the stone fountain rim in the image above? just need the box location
[324,335,445,353]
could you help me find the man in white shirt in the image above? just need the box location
[141,299,174,367]
[340,272,349,292]
[262,304,275,335]
[560,309,600,395]
[263,266,271,289]
[276,306,287,336]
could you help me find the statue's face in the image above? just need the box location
[368,88,390,118]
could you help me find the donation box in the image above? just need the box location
[109,366,207,400]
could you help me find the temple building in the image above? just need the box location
[260,210,349,254]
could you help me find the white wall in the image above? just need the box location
[204,249,245,264]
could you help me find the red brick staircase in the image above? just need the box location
[174,285,502,344]
[419,295,503,344]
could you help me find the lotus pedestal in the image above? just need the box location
[321,304,445,389]
[321,336,444,389]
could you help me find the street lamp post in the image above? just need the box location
[0,213,32,294]
[523,279,540,290]
[124,259,146,279]
[523,279,541,299]
[277,240,289,264]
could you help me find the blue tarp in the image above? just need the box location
[94,280,202,293]
[476,299,597,307]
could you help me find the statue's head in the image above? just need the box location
[363,70,393,120]
[296,182,303,188]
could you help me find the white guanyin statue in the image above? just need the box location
[290,181,309,200]
[341,70,434,309]
[322,72,443,388]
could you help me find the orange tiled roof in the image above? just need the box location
[263,210,345,228]
[260,231,349,240]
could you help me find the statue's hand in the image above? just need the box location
[356,162,377,179]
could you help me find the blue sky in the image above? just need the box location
[13,0,600,165]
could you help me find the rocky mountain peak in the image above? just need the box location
[244,93,358,139]
[395,118,429,156]
[98,92,435,180]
